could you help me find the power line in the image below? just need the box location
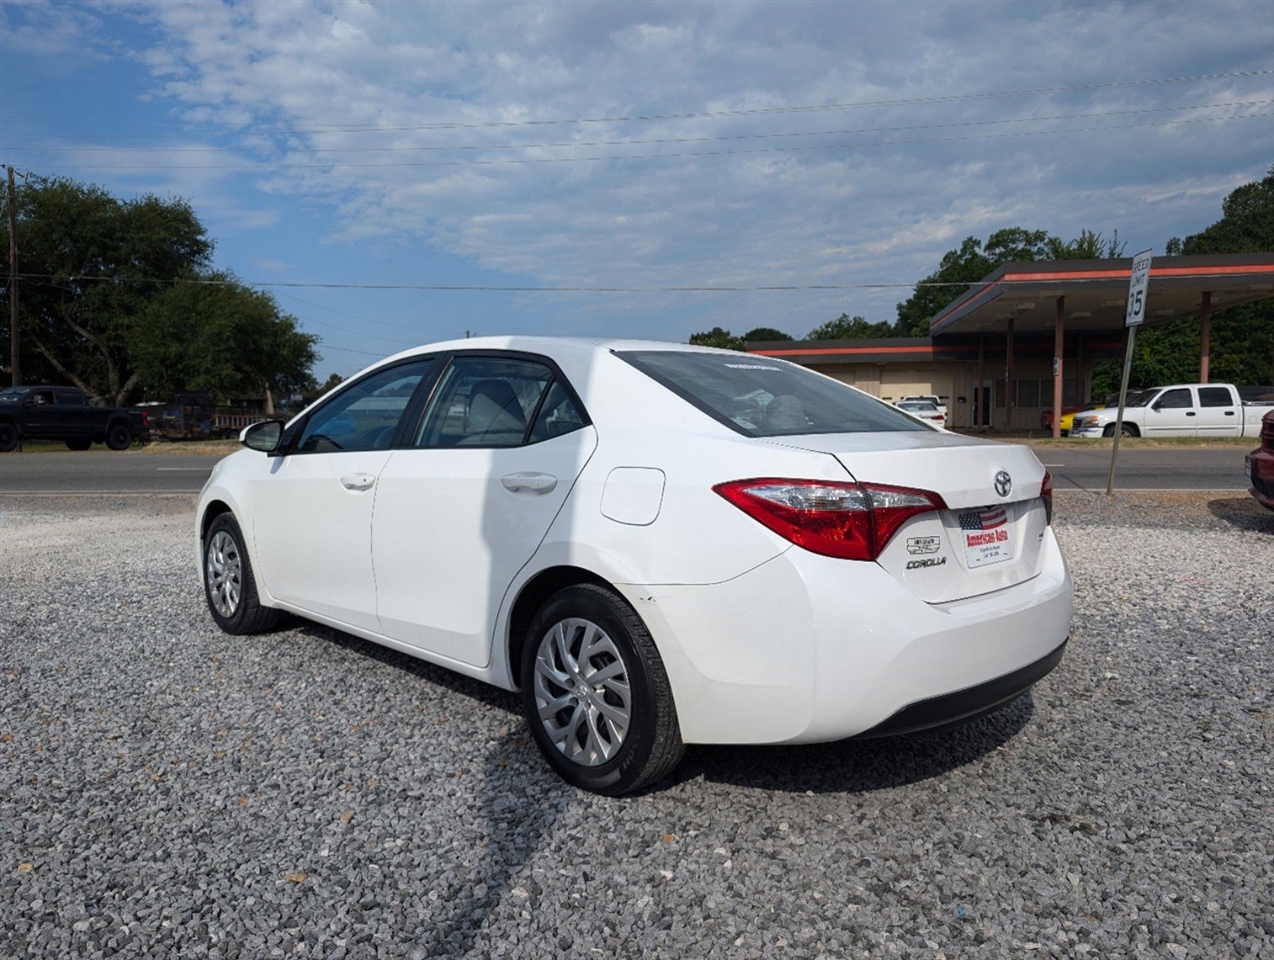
[4,68,1269,141]
[14,272,1175,293]
[14,109,1267,171]
[12,99,1268,156]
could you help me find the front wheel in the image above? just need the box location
[203,513,281,635]
[521,584,684,796]
[1103,423,1139,438]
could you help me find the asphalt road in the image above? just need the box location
[1029,445,1252,492]
[0,444,1256,494]
[0,451,226,494]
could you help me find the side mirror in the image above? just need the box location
[1151,401,1162,412]
[241,419,285,453]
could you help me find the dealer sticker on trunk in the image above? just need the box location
[959,506,1012,568]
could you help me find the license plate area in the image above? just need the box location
[958,506,1013,568]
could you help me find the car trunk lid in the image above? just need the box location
[763,431,1051,603]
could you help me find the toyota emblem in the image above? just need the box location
[994,470,1013,498]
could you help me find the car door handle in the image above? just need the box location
[501,472,558,494]
[340,472,376,491]
[1224,410,1235,416]
[1185,411,1196,416]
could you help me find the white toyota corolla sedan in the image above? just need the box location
[197,337,1072,795]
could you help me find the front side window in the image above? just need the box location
[416,356,562,448]
[618,350,929,437]
[295,359,434,453]
[1156,388,1193,410]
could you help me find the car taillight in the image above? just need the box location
[714,478,947,561]
[1041,470,1053,526]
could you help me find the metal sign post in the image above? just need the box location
[1106,249,1153,496]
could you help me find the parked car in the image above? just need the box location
[895,399,946,426]
[1069,384,1273,438]
[1039,404,1101,435]
[197,337,1072,794]
[1247,408,1274,511]
[0,385,150,452]
[899,394,948,419]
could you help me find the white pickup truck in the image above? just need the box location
[1070,383,1274,439]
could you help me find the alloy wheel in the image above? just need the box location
[532,617,632,766]
[206,530,243,618]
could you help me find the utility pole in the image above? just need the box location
[6,165,18,388]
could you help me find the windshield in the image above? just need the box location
[617,350,930,437]
[0,387,32,402]
[1124,389,1157,408]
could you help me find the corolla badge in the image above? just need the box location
[994,470,1013,498]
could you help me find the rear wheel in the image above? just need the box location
[105,421,132,450]
[66,438,92,451]
[521,584,684,795]
[203,513,281,635]
[0,422,18,452]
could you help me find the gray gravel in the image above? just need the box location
[1,491,1271,959]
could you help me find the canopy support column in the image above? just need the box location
[1052,297,1065,438]
[1003,318,1015,434]
[976,334,986,429]
[1199,290,1212,384]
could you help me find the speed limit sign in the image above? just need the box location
[1125,249,1153,326]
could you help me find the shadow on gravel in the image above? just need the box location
[299,622,522,715]
[294,622,570,960]
[1206,495,1274,533]
[669,693,1035,795]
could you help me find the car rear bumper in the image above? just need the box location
[620,528,1073,745]
[853,638,1067,738]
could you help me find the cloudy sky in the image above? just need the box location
[2,0,1271,379]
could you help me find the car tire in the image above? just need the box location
[105,421,132,450]
[1103,423,1139,438]
[521,584,684,796]
[203,513,281,635]
[0,421,18,452]
[66,438,92,451]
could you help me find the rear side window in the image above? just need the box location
[1198,387,1233,408]
[416,356,568,448]
[618,350,929,437]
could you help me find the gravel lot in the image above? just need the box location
[2,491,1271,959]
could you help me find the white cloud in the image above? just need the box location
[7,0,1273,340]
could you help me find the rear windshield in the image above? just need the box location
[617,350,930,437]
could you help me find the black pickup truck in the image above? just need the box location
[0,385,151,452]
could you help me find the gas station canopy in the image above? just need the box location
[929,253,1274,335]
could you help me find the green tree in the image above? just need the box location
[0,173,319,404]
[893,227,1122,336]
[741,326,793,342]
[1180,165,1274,254]
[808,313,893,340]
[131,274,318,410]
[688,327,746,350]
[1095,164,1274,390]
[0,174,213,401]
